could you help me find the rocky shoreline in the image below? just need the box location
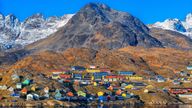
[0,99,143,107]
[0,98,186,107]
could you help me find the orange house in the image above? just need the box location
[104,75,124,82]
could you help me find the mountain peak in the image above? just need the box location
[26,3,162,51]
[5,14,17,19]
[165,18,180,22]
[0,13,4,20]
[29,13,44,19]
[186,13,192,24]
[84,3,111,11]
[152,18,186,32]
[151,13,192,38]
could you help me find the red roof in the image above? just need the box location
[105,75,124,79]
[59,74,71,79]
[100,68,111,72]
[51,70,63,72]
[51,69,70,73]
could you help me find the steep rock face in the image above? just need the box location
[0,14,20,44]
[0,13,73,50]
[27,3,162,51]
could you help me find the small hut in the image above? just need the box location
[22,79,30,85]
[21,88,28,95]
[26,94,33,101]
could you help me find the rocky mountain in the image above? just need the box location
[26,3,163,51]
[0,13,73,50]
[150,28,192,50]
[150,13,192,38]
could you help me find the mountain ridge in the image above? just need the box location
[0,13,74,50]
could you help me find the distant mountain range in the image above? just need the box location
[150,13,192,38]
[0,13,73,50]
[1,3,192,52]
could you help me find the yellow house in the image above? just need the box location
[86,69,100,73]
[93,82,97,86]
[52,74,60,79]
[125,84,134,89]
[31,86,36,92]
[127,76,143,80]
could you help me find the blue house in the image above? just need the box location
[71,66,86,71]
[156,75,166,82]
[118,71,136,76]
[11,91,20,98]
[55,90,62,100]
[93,72,109,80]
[73,74,83,80]
[93,72,109,77]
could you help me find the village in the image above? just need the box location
[0,64,192,106]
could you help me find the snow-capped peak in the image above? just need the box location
[152,18,186,32]
[151,13,192,38]
[5,14,20,28]
[0,13,4,19]
[186,13,192,24]
[0,13,74,50]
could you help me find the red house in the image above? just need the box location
[59,74,71,79]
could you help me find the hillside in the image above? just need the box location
[2,47,192,85]
[150,28,192,50]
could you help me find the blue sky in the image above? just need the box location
[0,0,192,24]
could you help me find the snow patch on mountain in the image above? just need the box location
[0,13,74,50]
[150,13,192,38]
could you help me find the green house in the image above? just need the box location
[77,91,86,97]
[22,79,30,85]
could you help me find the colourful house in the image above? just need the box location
[26,94,34,101]
[100,68,111,73]
[51,70,64,74]
[11,91,20,98]
[21,88,28,94]
[16,83,22,89]
[59,74,71,79]
[103,75,124,82]
[118,71,135,76]
[44,87,49,93]
[22,79,30,85]
[127,76,143,80]
[92,72,109,80]
[77,91,86,97]
[86,69,100,73]
[71,66,86,71]
[89,65,96,69]
[187,66,192,70]
[156,75,166,82]
[73,73,83,80]
[55,90,62,100]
